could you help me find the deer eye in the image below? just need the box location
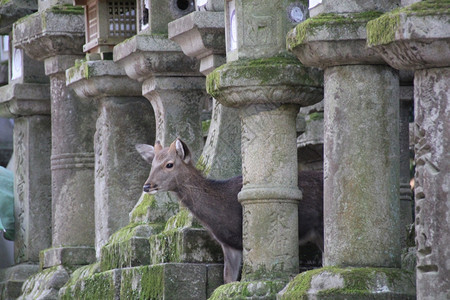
[166,163,174,169]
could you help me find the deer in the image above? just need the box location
[136,138,323,283]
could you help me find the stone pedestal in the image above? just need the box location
[67,59,156,257]
[285,2,415,298]
[368,3,450,299]
[168,7,241,179]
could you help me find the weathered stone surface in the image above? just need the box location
[309,0,399,17]
[42,247,96,269]
[210,280,287,300]
[100,223,163,271]
[207,56,323,108]
[12,116,51,263]
[18,265,70,300]
[12,6,84,61]
[113,33,199,80]
[224,0,309,61]
[323,65,401,268]
[0,0,36,34]
[150,208,223,264]
[129,193,178,224]
[59,266,120,300]
[168,11,226,75]
[0,83,50,117]
[414,67,450,300]
[119,263,222,300]
[0,263,39,300]
[287,12,386,68]
[277,267,415,300]
[67,59,156,256]
[367,2,450,70]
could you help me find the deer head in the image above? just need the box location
[135,138,193,194]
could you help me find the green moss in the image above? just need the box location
[366,10,401,46]
[130,193,157,221]
[206,53,322,99]
[0,0,11,5]
[367,0,450,46]
[50,4,84,14]
[100,222,164,271]
[195,155,211,176]
[60,270,117,300]
[209,280,287,300]
[279,267,415,299]
[287,11,383,50]
[307,112,324,122]
[120,265,164,299]
[202,119,211,136]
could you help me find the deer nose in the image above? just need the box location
[143,183,157,193]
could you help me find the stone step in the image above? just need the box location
[100,222,164,271]
[149,208,223,264]
[60,263,224,300]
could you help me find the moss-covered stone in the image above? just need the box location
[130,193,158,221]
[278,267,416,299]
[149,208,223,264]
[367,0,450,46]
[206,53,323,100]
[59,269,119,300]
[287,11,383,50]
[50,4,84,14]
[120,265,164,299]
[209,280,287,300]
[100,222,164,271]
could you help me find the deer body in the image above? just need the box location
[136,139,323,283]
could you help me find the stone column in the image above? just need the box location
[367,3,450,299]
[280,1,416,298]
[168,2,241,179]
[67,59,155,257]
[12,3,98,298]
[207,0,323,297]
[0,47,51,299]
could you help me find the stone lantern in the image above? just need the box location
[136,0,194,32]
[74,0,137,54]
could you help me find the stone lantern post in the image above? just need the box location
[0,3,51,296]
[207,0,323,297]
[280,0,416,298]
[12,2,98,298]
[367,2,450,299]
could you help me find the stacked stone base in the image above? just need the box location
[277,267,416,300]
[0,264,39,300]
[56,208,224,299]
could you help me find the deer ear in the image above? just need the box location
[135,144,155,164]
[174,138,191,164]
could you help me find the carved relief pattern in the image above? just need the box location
[413,69,448,276]
[242,1,278,48]
[14,123,26,262]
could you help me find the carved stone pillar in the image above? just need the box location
[368,3,450,299]
[67,60,155,257]
[281,1,416,298]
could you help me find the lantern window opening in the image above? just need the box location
[108,1,136,38]
[140,0,149,31]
